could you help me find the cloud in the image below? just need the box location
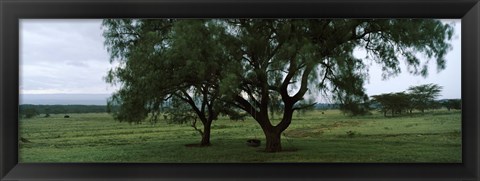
[20,19,461,100]
[20,19,107,65]
[66,61,89,68]
[20,19,117,94]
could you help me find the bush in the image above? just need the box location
[21,108,39,119]
[340,102,370,116]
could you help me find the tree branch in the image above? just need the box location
[292,65,314,102]
[176,90,207,124]
[280,58,298,99]
[234,95,262,122]
[191,117,204,136]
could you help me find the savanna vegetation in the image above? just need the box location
[18,19,460,162]
[102,19,454,152]
[370,84,461,117]
[19,109,461,163]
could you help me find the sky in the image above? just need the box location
[361,19,461,100]
[19,19,461,104]
[20,19,115,95]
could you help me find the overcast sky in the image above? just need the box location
[20,19,461,100]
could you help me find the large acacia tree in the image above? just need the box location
[103,19,453,152]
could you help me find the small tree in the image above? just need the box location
[164,96,208,137]
[22,108,39,119]
[338,95,371,116]
[442,99,461,111]
[371,92,410,117]
[408,84,443,113]
[44,108,51,117]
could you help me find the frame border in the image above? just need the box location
[1,0,479,180]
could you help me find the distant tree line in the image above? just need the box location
[19,105,110,118]
[370,84,461,117]
[441,99,462,111]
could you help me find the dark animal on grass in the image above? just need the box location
[246,139,261,147]
[20,137,31,143]
[64,115,70,118]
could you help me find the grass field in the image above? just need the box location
[18,109,461,163]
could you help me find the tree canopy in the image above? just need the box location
[371,92,412,117]
[103,19,237,146]
[103,19,453,152]
[441,99,461,111]
[407,83,443,113]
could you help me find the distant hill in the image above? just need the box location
[20,94,110,105]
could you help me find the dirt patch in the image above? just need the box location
[329,121,362,128]
[284,121,363,138]
[284,128,324,138]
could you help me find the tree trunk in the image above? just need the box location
[200,121,212,146]
[264,129,282,152]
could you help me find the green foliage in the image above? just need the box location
[371,83,445,116]
[408,84,443,112]
[103,19,246,145]
[220,108,248,121]
[441,99,461,111]
[339,100,371,116]
[20,107,39,119]
[102,19,454,152]
[103,19,232,123]
[107,93,150,123]
[20,105,108,114]
[371,92,411,117]
[164,96,197,124]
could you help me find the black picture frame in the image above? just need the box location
[1,0,479,180]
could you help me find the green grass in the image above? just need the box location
[18,109,461,163]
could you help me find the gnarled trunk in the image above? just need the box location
[261,118,291,152]
[264,129,282,152]
[200,121,212,146]
[261,106,293,152]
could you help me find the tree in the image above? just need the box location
[407,83,443,113]
[21,107,39,119]
[103,19,236,146]
[44,108,50,117]
[103,19,453,152]
[163,96,208,136]
[371,92,410,117]
[338,94,371,116]
[221,19,452,152]
[442,99,461,111]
